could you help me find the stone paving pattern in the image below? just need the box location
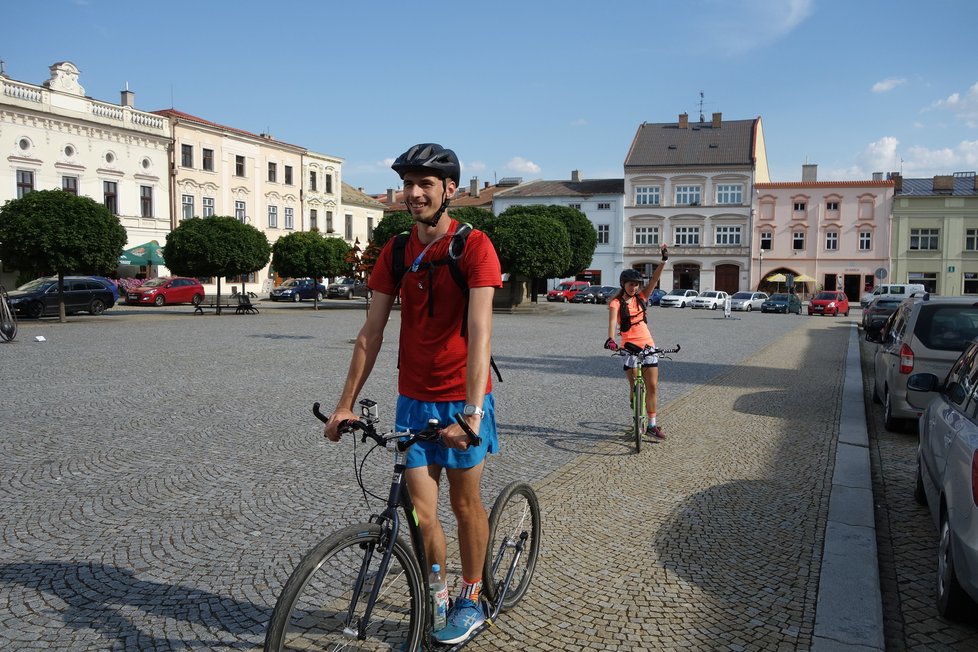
[0,301,974,649]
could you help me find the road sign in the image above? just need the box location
[874,267,887,280]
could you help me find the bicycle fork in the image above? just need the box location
[487,530,529,621]
[343,513,401,640]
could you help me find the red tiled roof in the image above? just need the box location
[152,108,304,149]
[756,181,895,189]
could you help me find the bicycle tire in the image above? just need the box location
[633,379,646,453]
[264,522,425,652]
[0,287,16,342]
[482,482,541,610]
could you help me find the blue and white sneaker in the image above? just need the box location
[432,597,485,645]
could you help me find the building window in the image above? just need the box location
[965,273,978,295]
[310,171,318,191]
[793,231,806,250]
[597,202,611,210]
[826,201,840,212]
[235,200,246,222]
[202,148,214,171]
[910,228,939,251]
[203,197,215,217]
[310,209,318,231]
[859,231,872,251]
[634,226,659,246]
[715,184,743,205]
[268,162,277,183]
[285,165,293,185]
[568,203,582,210]
[285,207,294,230]
[826,231,839,250]
[966,229,978,252]
[597,224,610,244]
[635,186,660,206]
[103,181,118,214]
[793,201,807,212]
[325,173,333,194]
[345,214,353,240]
[674,226,700,246]
[182,195,194,220]
[268,205,278,228]
[326,210,334,233]
[62,176,78,195]
[367,216,374,240]
[140,186,154,218]
[16,170,34,198]
[675,185,701,206]
[715,225,742,245]
[235,155,246,177]
[181,144,193,168]
[760,231,773,250]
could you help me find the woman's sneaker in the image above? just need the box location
[432,597,485,645]
[646,424,666,440]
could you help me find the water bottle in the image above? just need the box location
[429,564,448,630]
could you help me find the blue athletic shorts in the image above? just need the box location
[396,393,498,469]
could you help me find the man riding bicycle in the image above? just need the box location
[605,245,669,439]
[324,143,502,645]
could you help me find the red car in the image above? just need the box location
[546,281,590,303]
[808,290,850,317]
[126,277,205,306]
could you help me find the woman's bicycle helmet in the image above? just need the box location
[391,143,460,227]
[620,268,644,286]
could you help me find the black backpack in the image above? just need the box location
[390,224,502,382]
[618,293,648,333]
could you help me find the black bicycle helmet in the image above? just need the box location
[391,143,460,185]
[620,269,644,286]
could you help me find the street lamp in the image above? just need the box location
[758,248,764,290]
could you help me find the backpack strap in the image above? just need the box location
[618,293,647,333]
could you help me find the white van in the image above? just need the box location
[859,283,926,308]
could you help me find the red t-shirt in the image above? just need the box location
[370,219,502,402]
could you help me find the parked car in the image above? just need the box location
[860,283,927,309]
[270,278,326,302]
[730,291,768,312]
[658,289,699,308]
[808,290,850,317]
[572,285,608,304]
[861,296,903,330]
[904,340,978,619]
[327,277,369,299]
[125,276,205,306]
[868,295,978,431]
[7,276,116,318]
[589,286,620,304]
[92,277,120,302]
[761,293,802,314]
[690,290,729,310]
[546,280,590,303]
[648,288,667,306]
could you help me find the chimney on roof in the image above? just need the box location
[120,87,134,107]
[571,170,581,182]
[386,188,396,203]
[801,164,817,182]
[678,113,689,129]
[712,112,722,129]
[933,175,954,192]
[484,182,490,189]
[469,177,480,198]
[888,172,903,192]
[872,172,883,181]
[358,187,364,193]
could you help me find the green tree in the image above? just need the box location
[496,204,595,278]
[448,206,492,232]
[0,189,127,322]
[271,232,351,308]
[163,216,270,311]
[369,211,414,250]
[491,210,570,302]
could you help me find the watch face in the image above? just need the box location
[463,405,481,416]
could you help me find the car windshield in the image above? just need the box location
[732,292,752,299]
[282,280,300,287]
[17,278,53,291]
[770,294,790,300]
[814,292,837,300]
[702,292,719,298]
[667,289,688,296]
[556,283,573,290]
[141,278,168,287]
[876,299,902,309]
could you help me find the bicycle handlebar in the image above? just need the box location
[613,343,681,356]
[312,401,481,449]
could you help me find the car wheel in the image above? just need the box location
[27,301,44,319]
[316,291,324,301]
[346,290,353,300]
[746,305,752,312]
[192,294,203,307]
[154,295,165,307]
[937,509,969,619]
[292,293,300,303]
[883,390,902,432]
[914,459,927,506]
[679,301,686,308]
[711,303,717,310]
[89,298,106,315]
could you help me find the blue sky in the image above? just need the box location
[6,0,978,193]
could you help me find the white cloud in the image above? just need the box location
[930,81,978,127]
[826,136,978,180]
[463,160,487,177]
[379,157,395,168]
[872,77,905,93]
[702,0,814,56]
[506,156,541,175]
[569,118,588,127]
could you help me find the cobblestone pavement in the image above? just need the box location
[858,338,978,651]
[0,301,948,650]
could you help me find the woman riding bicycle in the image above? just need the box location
[604,245,669,440]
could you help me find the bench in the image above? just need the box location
[194,294,260,315]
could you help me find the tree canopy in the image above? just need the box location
[163,216,270,281]
[493,204,595,278]
[0,189,127,281]
[490,210,570,283]
[369,211,414,250]
[272,231,351,281]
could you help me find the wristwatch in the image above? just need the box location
[462,404,485,418]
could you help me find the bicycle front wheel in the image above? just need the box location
[633,380,647,453]
[265,523,425,651]
[483,482,541,611]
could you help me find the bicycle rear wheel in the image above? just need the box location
[265,523,425,651]
[482,482,541,611]
[633,380,646,453]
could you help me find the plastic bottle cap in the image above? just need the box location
[432,564,440,572]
